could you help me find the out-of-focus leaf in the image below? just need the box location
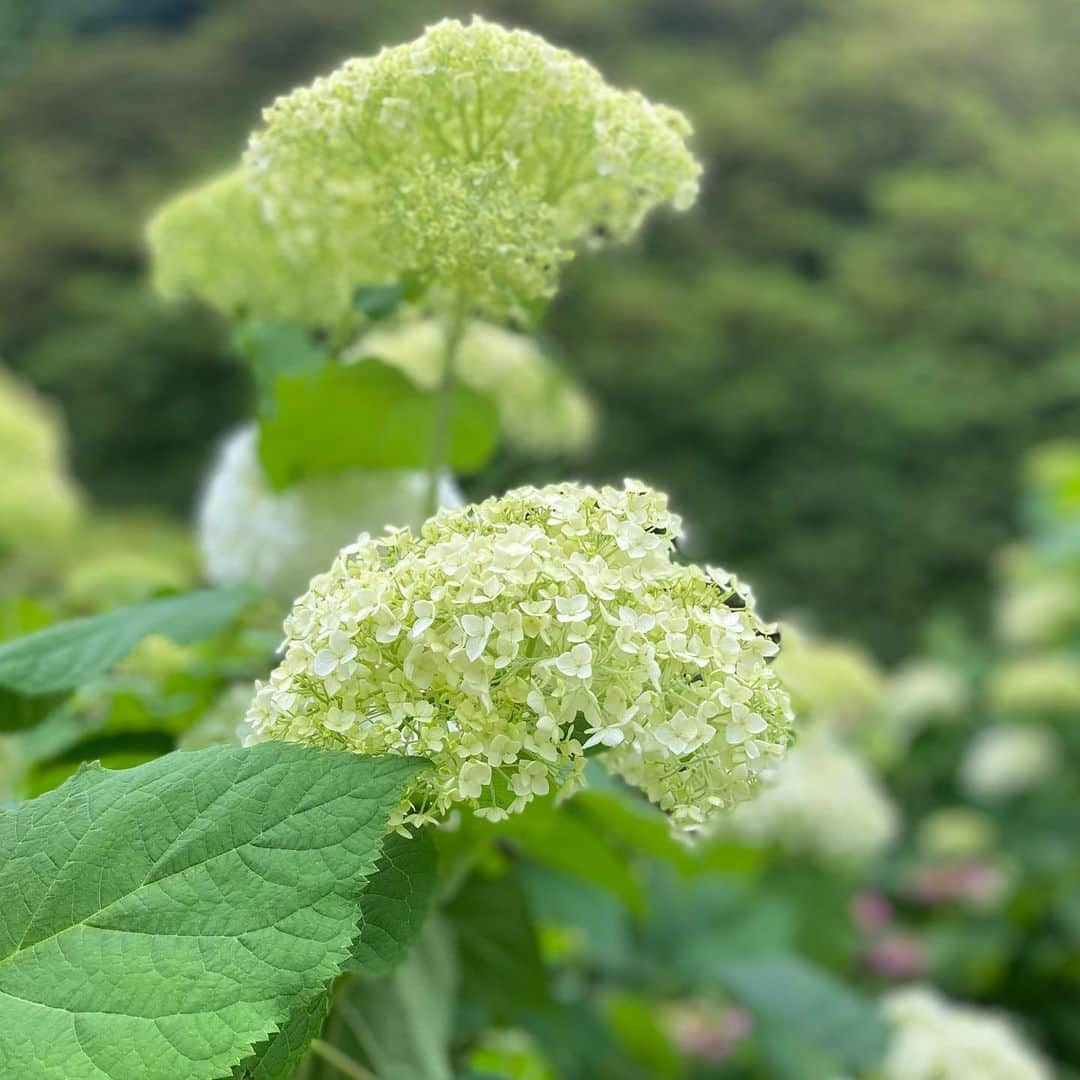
[717,953,889,1072]
[232,318,329,405]
[352,283,403,320]
[347,827,438,978]
[0,745,424,1079]
[0,586,251,696]
[332,915,458,1080]
[447,870,549,1013]
[643,866,796,987]
[257,358,498,489]
[602,993,682,1080]
[502,799,645,913]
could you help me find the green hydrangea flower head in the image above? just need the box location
[244,480,792,831]
[146,169,351,327]
[353,317,594,454]
[245,17,702,320]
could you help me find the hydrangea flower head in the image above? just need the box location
[146,169,350,328]
[199,425,463,604]
[244,480,792,830]
[882,987,1049,1080]
[354,318,594,454]
[245,18,701,320]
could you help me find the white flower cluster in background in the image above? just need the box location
[723,727,899,864]
[959,723,1058,801]
[245,480,793,830]
[887,659,970,732]
[355,318,594,455]
[198,425,462,604]
[882,987,1050,1080]
[246,17,701,320]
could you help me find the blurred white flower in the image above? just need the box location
[723,728,899,864]
[887,659,970,731]
[959,724,1058,801]
[882,987,1050,1080]
[198,425,462,604]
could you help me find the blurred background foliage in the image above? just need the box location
[5,0,1080,657]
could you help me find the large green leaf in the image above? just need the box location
[347,827,438,979]
[235,992,332,1080]
[0,744,423,1080]
[0,586,251,697]
[717,953,889,1072]
[257,359,498,489]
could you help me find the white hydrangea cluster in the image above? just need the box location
[354,318,594,455]
[245,18,701,320]
[996,572,1080,648]
[0,366,81,554]
[199,425,463,604]
[244,480,792,830]
[723,727,899,864]
[959,724,1058,801]
[146,169,351,328]
[887,659,970,731]
[882,987,1050,1080]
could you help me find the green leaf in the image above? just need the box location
[447,870,549,1015]
[232,318,329,406]
[348,827,438,979]
[257,359,498,489]
[0,586,251,696]
[352,283,403,320]
[501,800,645,914]
[717,953,889,1071]
[329,915,458,1080]
[0,744,424,1080]
[235,993,332,1080]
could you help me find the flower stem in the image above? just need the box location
[309,1038,377,1080]
[425,293,467,519]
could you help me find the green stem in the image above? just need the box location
[309,1038,378,1080]
[425,293,467,519]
